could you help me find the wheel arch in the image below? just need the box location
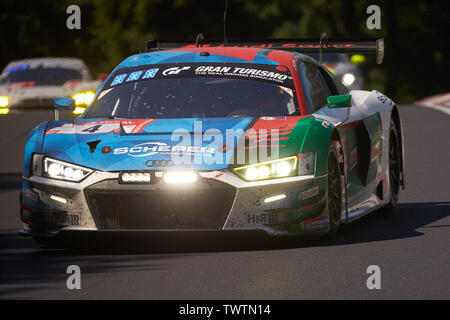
[300,118,345,176]
[300,118,349,224]
[23,121,50,178]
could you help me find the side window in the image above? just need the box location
[299,62,330,112]
[318,66,349,95]
[317,66,339,95]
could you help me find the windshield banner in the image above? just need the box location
[106,63,295,88]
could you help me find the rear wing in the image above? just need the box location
[146,33,384,64]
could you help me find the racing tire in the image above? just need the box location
[327,140,343,235]
[386,119,401,211]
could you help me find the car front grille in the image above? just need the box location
[84,178,236,230]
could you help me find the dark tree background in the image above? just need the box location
[0,0,448,103]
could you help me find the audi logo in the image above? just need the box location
[145,160,174,167]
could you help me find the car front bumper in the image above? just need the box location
[20,170,330,238]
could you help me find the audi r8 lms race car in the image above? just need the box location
[0,57,102,116]
[19,36,405,245]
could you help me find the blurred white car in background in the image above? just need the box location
[0,57,104,115]
[308,53,364,90]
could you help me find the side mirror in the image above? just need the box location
[54,98,75,120]
[54,98,75,111]
[327,94,352,109]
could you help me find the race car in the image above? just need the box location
[19,36,405,245]
[0,57,102,116]
[308,53,364,90]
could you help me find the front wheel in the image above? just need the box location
[327,140,343,235]
[386,119,401,211]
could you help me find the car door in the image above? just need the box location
[316,64,384,211]
[298,60,383,214]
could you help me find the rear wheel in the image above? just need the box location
[387,119,401,210]
[327,141,343,234]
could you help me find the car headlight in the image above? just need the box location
[232,153,315,181]
[71,91,95,114]
[0,96,10,114]
[0,96,9,107]
[43,157,93,182]
[163,171,198,184]
[342,73,356,86]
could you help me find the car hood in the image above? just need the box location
[42,117,308,171]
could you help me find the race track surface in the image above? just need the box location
[0,105,449,299]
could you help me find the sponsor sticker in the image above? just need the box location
[162,66,190,76]
[45,119,156,135]
[53,213,80,226]
[376,93,393,106]
[113,142,216,157]
[322,120,330,128]
[247,212,279,225]
[103,63,295,89]
[194,65,290,83]
[25,188,38,202]
[298,186,319,200]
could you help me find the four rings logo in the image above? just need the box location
[162,66,191,76]
[145,160,173,168]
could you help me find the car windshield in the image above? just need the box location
[0,66,83,86]
[85,63,299,119]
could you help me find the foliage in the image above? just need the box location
[0,0,448,103]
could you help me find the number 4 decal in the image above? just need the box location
[82,125,102,133]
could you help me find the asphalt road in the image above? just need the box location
[0,105,449,299]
